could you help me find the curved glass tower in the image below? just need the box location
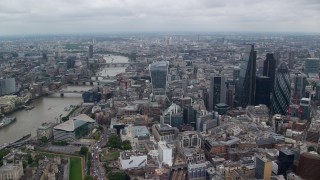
[271,62,291,115]
[236,45,256,107]
[149,61,169,96]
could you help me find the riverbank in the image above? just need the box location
[0,93,83,144]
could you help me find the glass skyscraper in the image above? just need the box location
[271,63,291,115]
[263,53,276,89]
[0,78,16,96]
[305,58,320,78]
[236,45,256,107]
[149,61,169,96]
[209,76,226,111]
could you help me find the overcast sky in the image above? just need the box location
[0,0,319,35]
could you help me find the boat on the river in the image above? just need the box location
[64,106,71,111]
[0,116,16,129]
[25,105,35,110]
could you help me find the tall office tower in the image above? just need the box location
[293,73,307,102]
[255,76,271,107]
[226,83,235,108]
[236,45,257,108]
[209,76,226,111]
[183,106,197,129]
[0,78,16,96]
[203,90,210,110]
[263,53,276,89]
[233,66,240,81]
[277,150,295,176]
[271,63,291,115]
[274,51,281,67]
[300,98,311,120]
[305,58,320,78]
[149,61,169,96]
[288,51,294,69]
[88,45,93,58]
[255,154,272,180]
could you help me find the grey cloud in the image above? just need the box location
[0,0,319,35]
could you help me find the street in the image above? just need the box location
[91,126,108,180]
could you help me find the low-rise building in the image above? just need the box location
[0,161,24,180]
[152,123,178,143]
[119,151,147,169]
[53,114,95,142]
[37,122,56,139]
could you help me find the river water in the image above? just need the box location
[0,55,128,144]
[0,93,82,144]
[97,55,129,77]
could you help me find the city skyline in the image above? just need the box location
[1,0,320,36]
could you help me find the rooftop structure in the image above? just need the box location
[53,114,95,142]
[119,151,147,169]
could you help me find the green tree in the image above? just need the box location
[27,155,33,165]
[40,136,48,144]
[0,149,10,166]
[94,132,101,141]
[80,147,89,157]
[22,160,28,169]
[107,171,128,180]
[308,146,316,152]
[108,135,121,148]
[122,140,132,150]
[266,121,272,126]
[104,162,112,174]
[84,175,94,180]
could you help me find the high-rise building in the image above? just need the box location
[293,73,307,102]
[183,106,197,129]
[277,150,294,175]
[233,66,240,81]
[288,51,294,69]
[271,63,291,115]
[226,83,235,108]
[0,78,16,96]
[263,53,276,89]
[255,154,272,180]
[305,58,320,78]
[300,98,311,120]
[274,51,281,67]
[255,76,271,107]
[149,61,169,96]
[88,45,93,58]
[236,45,257,107]
[209,76,226,111]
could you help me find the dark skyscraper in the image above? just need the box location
[183,106,197,129]
[236,45,257,107]
[274,51,281,67]
[263,53,276,88]
[293,73,307,102]
[255,76,271,107]
[288,51,294,69]
[271,63,291,115]
[88,45,93,58]
[209,76,226,111]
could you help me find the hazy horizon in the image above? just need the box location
[1,0,320,36]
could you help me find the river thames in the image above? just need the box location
[0,55,129,144]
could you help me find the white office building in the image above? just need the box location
[119,151,147,169]
[158,141,173,166]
